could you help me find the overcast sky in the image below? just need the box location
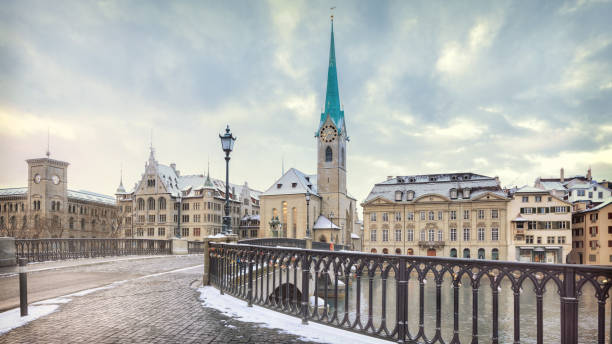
[1,0,611,212]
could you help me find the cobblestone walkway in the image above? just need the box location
[0,256,318,344]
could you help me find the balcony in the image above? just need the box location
[418,240,445,248]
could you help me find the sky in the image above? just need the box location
[0,0,611,213]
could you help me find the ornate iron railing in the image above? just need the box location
[238,238,349,251]
[188,241,205,254]
[209,242,612,344]
[15,238,172,263]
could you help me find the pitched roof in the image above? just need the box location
[0,187,114,206]
[313,215,340,230]
[261,168,318,196]
[364,173,506,203]
[515,186,548,194]
[0,187,27,197]
[577,199,612,213]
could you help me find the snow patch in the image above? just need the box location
[0,305,59,335]
[198,286,389,344]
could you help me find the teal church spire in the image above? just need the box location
[316,17,345,136]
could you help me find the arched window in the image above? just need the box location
[69,217,74,229]
[395,248,401,254]
[407,248,414,255]
[382,248,389,254]
[158,198,166,210]
[370,248,377,253]
[325,146,332,162]
[137,198,145,211]
[319,234,327,242]
[450,248,457,257]
[478,248,485,259]
[491,248,499,260]
[341,147,345,167]
[148,198,155,210]
[463,248,470,258]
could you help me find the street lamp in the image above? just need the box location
[329,211,334,242]
[219,125,236,235]
[305,190,311,238]
[176,195,182,238]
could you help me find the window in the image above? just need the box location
[537,237,542,244]
[463,248,470,258]
[589,254,596,262]
[450,211,456,220]
[370,213,377,222]
[478,248,485,259]
[463,228,470,241]
[588,192,593,198]
[463,189,470,198]
[395,229,401,241]
[437,230,443,241]
[395,212,402,221]
[370,230,377,241]
[148,198,155,210]
[182,203,189,211]
[526,235,534,244]
[450,248,457,257]
[420,230,425,241]
[159,214,166,223]
[478,228,485,241]
[138,198,145,210]
[158,198,166,210]
[420,211,425,220]
[450,189,458,199]
[194,228,201,237]
[182,215,189,223]
[407,229,414,241]
[395,191,403,201]
[182,228,189,237]
[428,211,434,220]
[491,248,499,260]
[438,211,443,220]
[491,228,499,241]
[491,209,499,219]
[138,215,145,223]
[148,215,155,223]
[407,212,414,221]
[535,196,542,202]
[428,229,435,241]
[158,228,165,236]
[148,228,155,236]
[194,215,201,222]
[382,213,389,222]
[598,192,603,199]
[522,196,529,203]
[382,229,389,242]
[478,210,484,219]
[463,210,469,220]
[325,146,332,162]
[407,191,415,201]
[450,228,457,241]
[577,190,585,196]
[547,236,555,244]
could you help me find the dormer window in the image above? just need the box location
[406,190,415,201]
[409,177,416,183]
[429,176,437,182]
[305,177,310,182]
[277,184,282,189]
[463,175,470,180]
[463,188,471,199]
[291,183,297,188]
[397,178,404,183]
[451,176,457,181]
[450,189,458,199]
[395,191,403,201]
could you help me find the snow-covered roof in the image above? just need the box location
[350,233,360,239]
[568,183,592,189]
[313,215,340,230]
[241,214,260,221]
[539,181,566,191]
[67,190,115,206]
[364,173,506,203]
[512,215,529,222]
[515,186,548,194]
[262,168,318,196]
[577,199,612,213]
[0,187,27,197]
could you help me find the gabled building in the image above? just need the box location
[258,17,358,247]
[570,200,612,265]
[116,148,261,240]
[361,173,509,259]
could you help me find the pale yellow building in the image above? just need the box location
[362,173,509,259]
[0,156,117,238]
[570,200,612,265]
[506,186,572,263]
[116,148,260,241]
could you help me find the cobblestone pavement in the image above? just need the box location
[0,255,318,344]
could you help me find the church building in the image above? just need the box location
[258,18,358,247]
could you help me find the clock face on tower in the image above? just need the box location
[52,175,60,185]
[320,125,337,143]
[34,174,41,184]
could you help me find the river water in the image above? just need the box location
[317,272,609,343]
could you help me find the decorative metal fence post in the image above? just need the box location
[301,253,310,324]
[396,257,407,342]
[560,267,578,344]
[248,252,254,307]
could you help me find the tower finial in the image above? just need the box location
[46,127,50,158]
[330,6,335,21]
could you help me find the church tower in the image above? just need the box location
[316,17,349,230]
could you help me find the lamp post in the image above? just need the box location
[219,125,236,235]
[176,195,182,238]
[305,190,311,238]
[329,211,334,242]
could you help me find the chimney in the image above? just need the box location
[560,168,564,183]
[387,176,393,181]
[587,167,592,181]
[494,176,500,185]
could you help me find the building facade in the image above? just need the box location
[507,187,572,263]
[116,148,261,241]
[0,156,117,238]
[361,173,509,259]
[570,200,612,265]
[258,18,358,247]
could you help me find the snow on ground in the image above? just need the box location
[0,305,59,335]
[198,286,390,344]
